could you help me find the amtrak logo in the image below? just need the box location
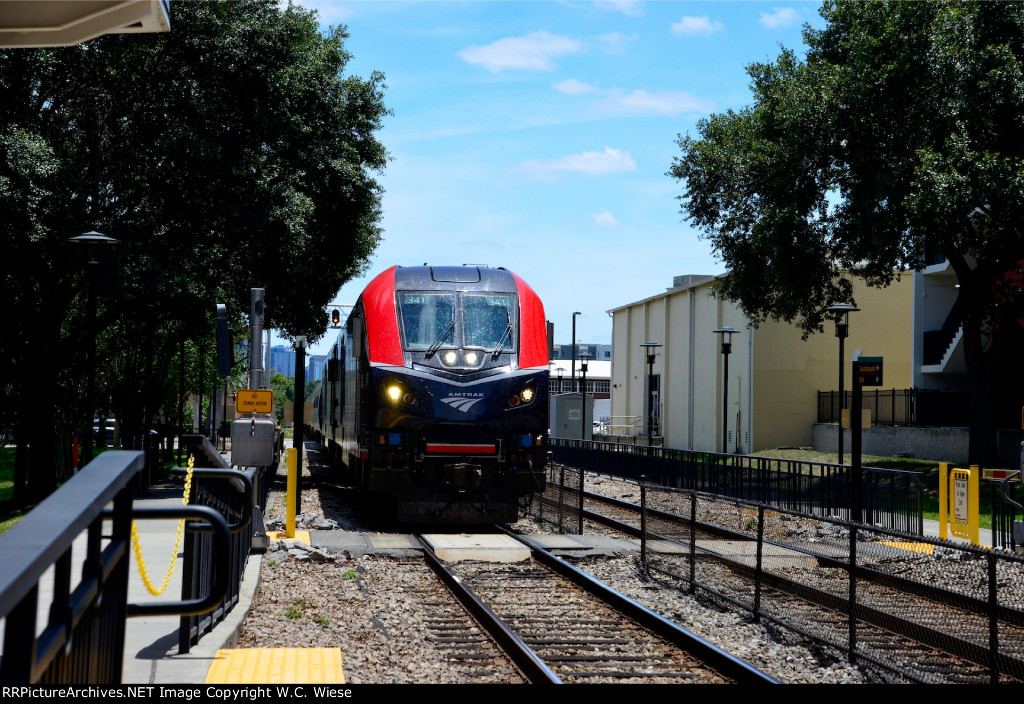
[440,393,484,413]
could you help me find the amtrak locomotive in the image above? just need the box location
[310,265,549,523]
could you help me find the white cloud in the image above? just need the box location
[593,1,644,17]
[457,30,583,72]
[592,89,713,117]
[519,147,637,179]
[670,15,724,35]
[591,210,620,227]
[553,78,597,95]
[759,7,799,29]
[595,32,636,54]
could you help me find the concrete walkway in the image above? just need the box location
[121,481,262,685]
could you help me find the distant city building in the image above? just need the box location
[269,345,296,377]
[551,343,611,361]
[306,355,327,382]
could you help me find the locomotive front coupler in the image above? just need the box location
[442,461,483,491]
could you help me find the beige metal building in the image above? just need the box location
[609,273,914,453]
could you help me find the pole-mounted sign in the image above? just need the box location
[854,356,883,386]
[236,389,273,414]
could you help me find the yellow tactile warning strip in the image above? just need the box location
[205,648,345,684]
[266,531,311,544]
[880,541,935,555]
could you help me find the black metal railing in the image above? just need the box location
[551,439,923,534]
[531,472,1024,684]
[818,387,972,427]
[176,435,267,653]
[0,451,142,683]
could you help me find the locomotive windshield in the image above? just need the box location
[398,292,456,350]
[397,291,517,354]
[463,294,516,353]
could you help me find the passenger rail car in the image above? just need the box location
[311,265,548,523]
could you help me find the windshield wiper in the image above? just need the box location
[491,322,513,359]
[424,319,454,359]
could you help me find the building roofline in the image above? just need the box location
[606,273,722,315]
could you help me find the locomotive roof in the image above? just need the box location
[392,265,518,293]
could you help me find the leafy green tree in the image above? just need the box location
[0,0,388,500]
[269,373,295,422]
[671,1,1024,463]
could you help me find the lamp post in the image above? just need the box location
[571,312,582,392]
[68,231,120,468]
[579,353,593,441]
[639,342,662,443]
[713,327,739,454]
[826,303,859,464]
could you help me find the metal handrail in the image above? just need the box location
[123,505,230,618]
[0,451,143,616]
[170,466,254,534]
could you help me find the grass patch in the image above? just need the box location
[284,598,305,619]
[340,569,358,581]
[0,448,29,536]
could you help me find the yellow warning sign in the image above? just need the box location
[236,389,273,414]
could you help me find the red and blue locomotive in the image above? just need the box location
[311,265,549,523]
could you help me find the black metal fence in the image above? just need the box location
[177,436,269,653]
[532,469,1024,684]
[551,439,924,534]
[817,388,972,427]
[0,440,260,683]
[0,452,142,683]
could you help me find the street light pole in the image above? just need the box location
[579,353,592,441]
[639,342,662,443]
[68,232,120,469]
[571,312,581,392]
[713,327,739,454]
[826,304,859,464]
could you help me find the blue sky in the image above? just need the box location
[274,0,825,356]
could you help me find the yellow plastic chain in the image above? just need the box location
[130,455,195,596]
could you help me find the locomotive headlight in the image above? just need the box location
[387,385,401,401]
[465,351,478,365]
[520,387,534,402]
[444,350,458,365]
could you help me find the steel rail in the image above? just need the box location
[579,488,1024,626]
[500,528,779,684]
[414,535,562,684]
[561,494,1024,680]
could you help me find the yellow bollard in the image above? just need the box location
[287,447,297,539]
[939,462,948,541]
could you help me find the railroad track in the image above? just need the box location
[539,482,1024,684]
[417,533,778,684]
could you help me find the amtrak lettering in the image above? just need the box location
[440,393,485,412]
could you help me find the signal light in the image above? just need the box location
[331,309,341,326]
[508,395,520,407]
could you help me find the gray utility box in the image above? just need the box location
[551,392,594,441]
[231,418,278,467]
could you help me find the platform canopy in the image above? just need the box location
[0,0,169,48]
